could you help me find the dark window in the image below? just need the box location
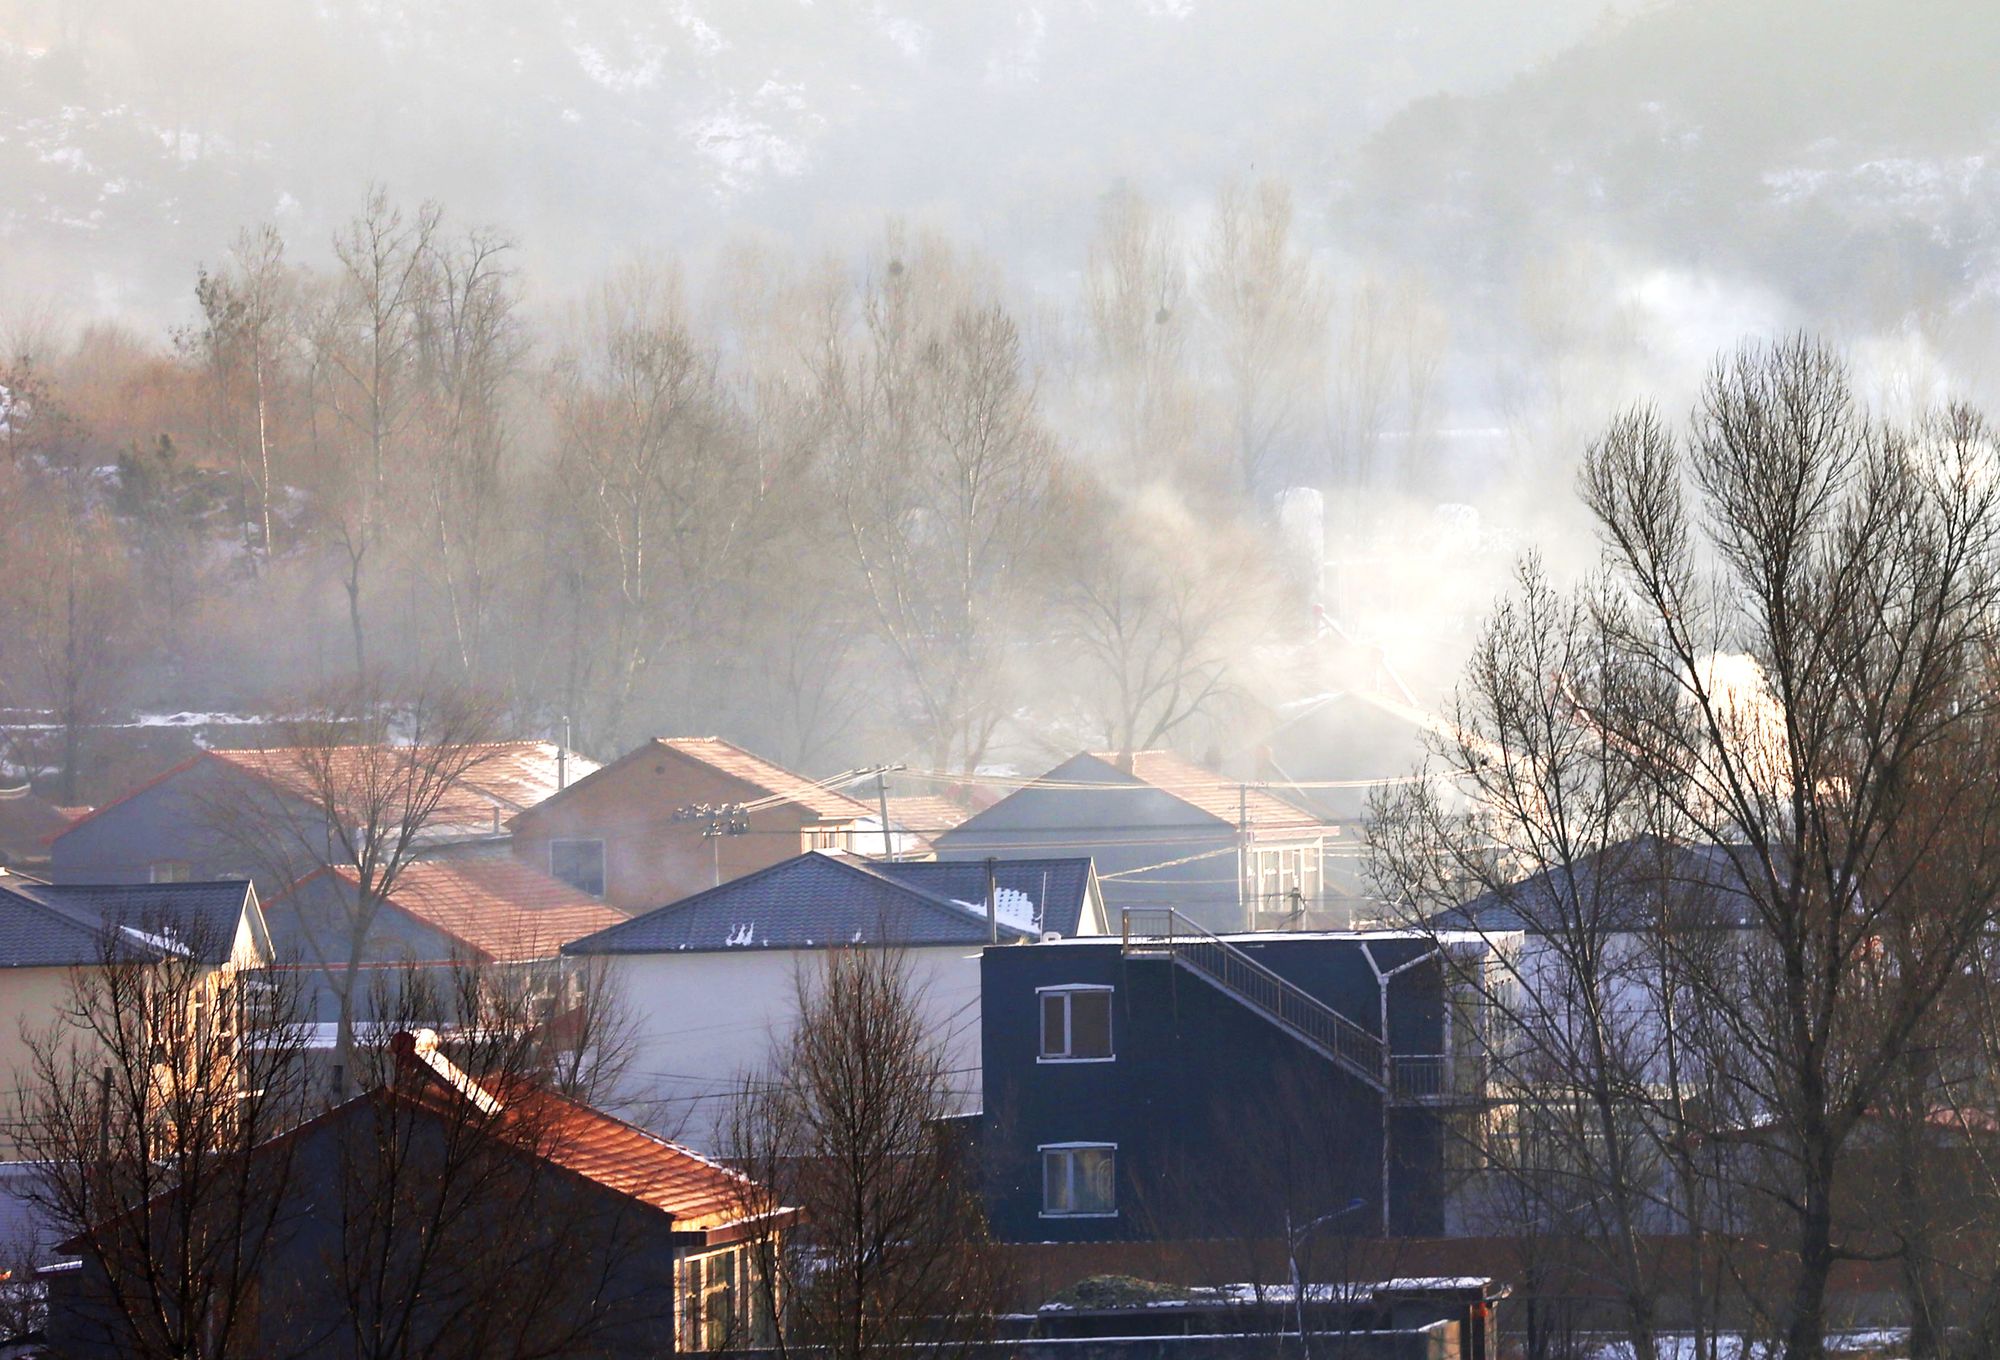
[549,839,605,897]
[1042,1144,1116,1216]
[1039,987,1113,1060]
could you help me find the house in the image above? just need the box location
[47,741,595,896]
[933,750,1330,934]
[263,858,626,1045]
[977,917,1511,1244]
[0,786,85,873]
[563,850,1107,1151]
[45,1029,791,1358]
[0,879,272,1154]
[508,736,893,911]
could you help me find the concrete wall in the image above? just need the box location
[608,942,989,1152]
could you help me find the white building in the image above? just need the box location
[562,850,1108,1152]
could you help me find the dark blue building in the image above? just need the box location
[979,924,1493,1243]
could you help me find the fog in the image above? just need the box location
[4,0,1999,800]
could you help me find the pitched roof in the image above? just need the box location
[1429,836,1760,934]
[654,738,872,820]
[887,795,972,835]
[209,741,595,833]
[563,850,1098,955]
[394,1033,772,1233]
[55,742,597,847]
[1103,751,1324,832]
[0,880,259,969]
[328,860,627,963]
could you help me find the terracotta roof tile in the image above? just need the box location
[887,795,971,835]
[1109,750,1324,832]
[335,860,625,963]
[210,741,597,836]
[656,738,872,821]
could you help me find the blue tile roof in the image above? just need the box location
[1428,837,1760,934]
[562,852,1097,955]
[0,879,255,968]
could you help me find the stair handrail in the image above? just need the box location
[1120,906,1386,1085]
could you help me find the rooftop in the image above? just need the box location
[564,850,1099,955]
[0,879,260,969]
[324,859,626,963]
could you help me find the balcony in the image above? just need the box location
[1391,1052,1489,1105]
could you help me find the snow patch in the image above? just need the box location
[724,922,754,947]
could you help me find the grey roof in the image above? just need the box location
[563,852,1097,956]
[1429,837,1760,935]
[0,1163,66,1268]
[0,880,256,969]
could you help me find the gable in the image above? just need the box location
[942,753,1234,840]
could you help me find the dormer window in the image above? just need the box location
[149,860,192,884]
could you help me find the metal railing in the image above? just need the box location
[1390,1052,1489,1103]
[1121,907,1387,1091]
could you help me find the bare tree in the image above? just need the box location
[725,948,1002,1360]
[1084,187,1203,486]
[205,677,502,1100]
[1058,486,1280,763]
[190,224,299,566]
[1200,178,1330,496]
[828,250,1061,770]
[16,919,313,1360]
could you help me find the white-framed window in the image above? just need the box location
[807,828,844,851]
[148,860,191,884]
[1041,1143,1117,1217]
[548,839,605,897]
[677,1245,771,1351]
[1038,985,1113,1061]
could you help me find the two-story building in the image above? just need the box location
[508,737,891,912]
[977,918,1512,1243]
[934,751,1331,934]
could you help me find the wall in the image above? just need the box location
[980,937,1451,1244]
[607,942,989,1153]
[0,965,76,1155]
[510,752,838,913]
[49,759,324,898]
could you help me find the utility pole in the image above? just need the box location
[1238,783,1250,930]
[673,802,749,887]
[985,856,999,944]
[877,769,894,861]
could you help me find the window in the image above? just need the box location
[678,1246,769,1350]
[149,860,191,884]
[1039,986,1113,1060]
[1041,1143,1117,1217]
[807,828,844,851]
[548,839,605,897]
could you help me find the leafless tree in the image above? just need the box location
[1200,178,1330,496]
[725,948,1003,1360]
[1084,187,1203,486]
[1378,337,2000,1360]
[190,224,300,566]
[203,676,502,1100]
[322,975,660,1360]
[15,918,313,1360]
[828,247,1061,770]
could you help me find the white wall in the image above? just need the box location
[604,944,989,1153]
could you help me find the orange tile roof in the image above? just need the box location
[494,1081,761,1230]
[392,1035,776,1233]
[335,860,626,963]
[211,741,597,835]
[888,795,971,835]
[656,738,872,822]
[1106,750,1324,833]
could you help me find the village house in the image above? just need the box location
[0,784,86,874]
[262,857,626,1083]
[508,736,896,912]
[0,878,272,1155]
[44,1029,790,1358]
[562,850,1107,1151]
[46,741,594,897]
[977,916,1509,1244]
[933,750,1331,934]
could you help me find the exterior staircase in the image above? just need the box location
[1120,906,1389,1092]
